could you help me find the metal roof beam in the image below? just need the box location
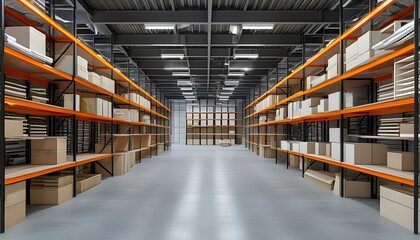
[109,34,321,46]
[90,10,338,24]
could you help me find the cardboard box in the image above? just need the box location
[31,150,67,165]
[380,185,420,231]
[30,176,73,205]
[95,155,127,176]
[87,72,101,86]
[333,174,371,198]
[301,106,318,116]
[299,142,315,154]
[281,141,289,150]
[329,128,348,143]
[31,137,66,150]
[344,143,372,165]
[81,98,103,116]
[76,174,101,193]
[331,142,341,160]
[6,182,26,208]
[328,91,341,111]
[371,143,388,165]
[304,170,335,190]
[302,98,322,109]
[289,155,300,168]
[5,200,25,229]
[64,94,80,111]
[6,26,46,55]
[5,120,23,138]
[387,152,417,171]
[100,76,115,94]
[345,41,358,62]
[291,142,300,152]
[114,109,131,121]
[325,143,331,156]
[56,56,89,80]
[358,31,383,55]
[315,142,327,155]
[327,54,343,68]
[400,123,416,137]
[317,99,329,113]
[327,64,341,79]
[311,74,327,87]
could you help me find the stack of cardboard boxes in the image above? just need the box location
[30,175,74,205]
[80,95,113,118]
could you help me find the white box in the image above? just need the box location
[281,141,289,150]
[100,76,115,93]
[291,142,300,152]
[315,142,327,155]
[380,185,420,231]
[329,128,348,143]
[81,98,103,116]
[55,55,88,80]
[299,142,315,154]
[6,26,46,55]
[317,99,328,113]
[357,31,383,56]
[327,64,341,79]
[302,98,322,109]
[328,91,341,111]
[87,72,100,86]
[327,54,342,67]
[345,41,358,62]
[331,142,341,160]
[344,143,372,165]
[64,94,80,111]
[301,106,318,116]
[114,109,131,121]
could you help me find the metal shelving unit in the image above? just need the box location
[0,0,171,233]
[244,0,420,234]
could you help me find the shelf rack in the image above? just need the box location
[0,0,171,232]
[243,0,420,234]
[186,99,243,145]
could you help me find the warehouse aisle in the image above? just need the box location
[3,145,417,240]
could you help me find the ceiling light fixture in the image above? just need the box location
[220,92,233,95]
[180,87,193,91]
[184,96,196,99]
[165,67,190,71]
[242,24,274,30]
[225,80,239,86]
[229,25,239,35]
[172,72,190,76]
[182,92,194,95]
[228,72,245,77]
[144,24,175,30]
[186,98,197,101]
[223,87,235,91]
[161,53,184,59]
[233,53,259,59]
[177,80,192,86]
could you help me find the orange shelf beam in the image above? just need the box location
[244,0,397,110]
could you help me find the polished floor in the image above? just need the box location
[4,145,418,240]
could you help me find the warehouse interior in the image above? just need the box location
[1,0,420,239]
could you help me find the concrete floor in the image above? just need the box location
[3,145,418,240]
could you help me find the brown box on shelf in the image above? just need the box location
[399,123,415,137]
[333,174,371,198]
[289,155,300,168]
[5,120,24,138]
[315,142,327,155]
[31,150,67,165]
[30,175,73,205]
[31,137,67,165]
[344,143,371,165]
[325,143,331,156]
[299,142,315,154]
[5,181,26,229]
[76,174,101,193]
[387,152,418,171]
[95,154,128,176]
[380,185,420,231]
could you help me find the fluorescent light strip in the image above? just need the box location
[234,53,259,59]
[182,92,194,95]
[177,81,192,86]
[161,53,184,59]
[172,72,190,76]
[145,24,175,30]
[223,87,235,91]
[186,99,196,101]
[184,96,196,99]
[220,92,233,95]
[242,24,274,30]
[180,87,193,91]
[165,67,189,71]
[225,80,239,86]
[228,72,245,76]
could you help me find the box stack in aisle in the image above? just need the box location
[30,175,74,205]
[5,181,26,229]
